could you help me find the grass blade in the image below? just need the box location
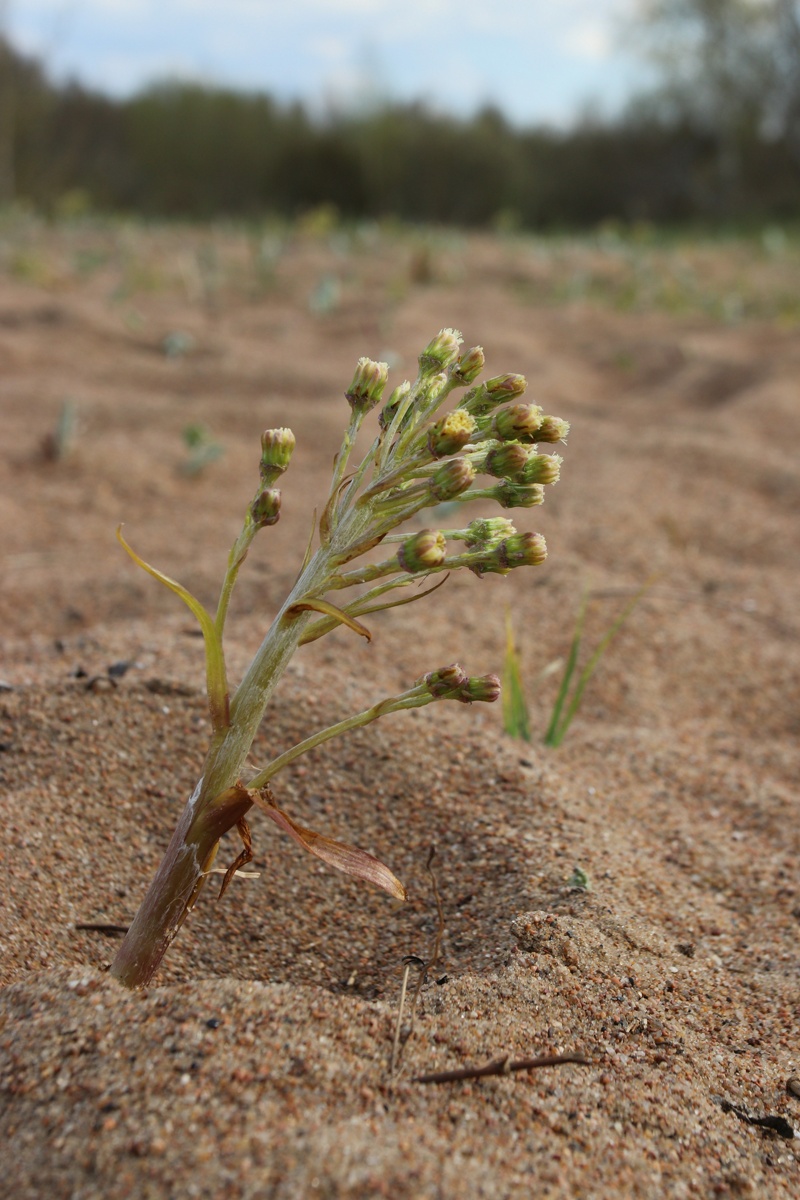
[116,525,229,731]
[546,580,653,747]
[543,592,587,746]
[502,609,531,741]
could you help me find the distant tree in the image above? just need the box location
[632,1,800,209]
[0,0,16,203]
[0,33,55,206]
[769,1,800,156]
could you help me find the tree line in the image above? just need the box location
[1,3,798,228]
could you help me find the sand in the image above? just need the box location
[1,222,798,1197]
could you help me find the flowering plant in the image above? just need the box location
[110,329,568,988]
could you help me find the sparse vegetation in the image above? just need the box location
[543,585,651,748]
[180,423,223,476]
[502,583,651,748]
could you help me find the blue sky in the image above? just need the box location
[8,1,649,127]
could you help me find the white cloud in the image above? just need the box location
[308,36,351,64]
[563,21,613,62]
[9,0,645,123]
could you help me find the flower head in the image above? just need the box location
[397,529,447,573]
[491,403,544,443]
[460,674,501,704]
[427,409,477,458]
[484,443,531,479]
[429,457,476,502]
[422,663,469,697]
[492,481,545,509]
[379,381,411,432]
[464,517,517,550]
[346,357,389,414]
[536,416,571,444]
[259,428,296,485]
[470,530,547,577]
[452,345,485,385]
[459,373,527,418]
[420,665,500,704]
[501,531,547,567]
[515,453,562,486]
[419,328,463,374]
[250,487,282,528]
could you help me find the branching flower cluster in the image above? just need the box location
[110,329,569,989]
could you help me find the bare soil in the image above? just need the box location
[1,222,799,1197]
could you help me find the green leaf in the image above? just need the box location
[543,592,587,746]
[545,580,653,748]
[116,525,229,731]
[502,609,531,741]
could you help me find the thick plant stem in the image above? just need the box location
[109,501,376,989]
[109,779,253,989]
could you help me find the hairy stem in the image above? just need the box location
[108,779,253,989]
[109,495,379,988]
[247,684,434,788]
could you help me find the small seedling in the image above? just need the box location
[162,330,196,359]
[543,583,651,748]
[308,274,341,315]
[41,399,77,463]
[109,329,569,989]
[181,423,224,476]
[566,865,590,890]
[503,582,651,747]
[502,608,531,741]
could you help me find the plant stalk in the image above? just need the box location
[109,499,377,988]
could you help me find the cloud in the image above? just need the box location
[308,36,352,65]
[9,0,642,123]
[563,21,614,62]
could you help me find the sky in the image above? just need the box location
[6,1,649,128]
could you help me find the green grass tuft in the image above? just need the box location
[502,609,532,742]
[543,582,652,747]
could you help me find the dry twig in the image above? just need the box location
[414,1053,592,1085]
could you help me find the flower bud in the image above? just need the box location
[346,357,389,414]
[452,345,485,385]
[471,530,548,577]
[427,410,477,458]
[429,457,475,502]
[397,529,447,573]
[484,443,531,479]
[465,517,517,550]
[422,663,469,697]
[458,383,491,418]
[459,373,527,418]
[460,674,501,704]
[535,416,570,444]
[419,328,463,374]
[486,373,527,402]
[502,531,547,567]
[419,371,450,408]
[250,487,282,528]
[259,428,296,484]
[379,381,411,431]
[491,403,543,442]
[492,481,545,509]
[515,453,562,486]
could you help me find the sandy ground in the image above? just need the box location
[1,221,799,1197]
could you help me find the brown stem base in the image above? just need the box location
[109,782,253,989]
